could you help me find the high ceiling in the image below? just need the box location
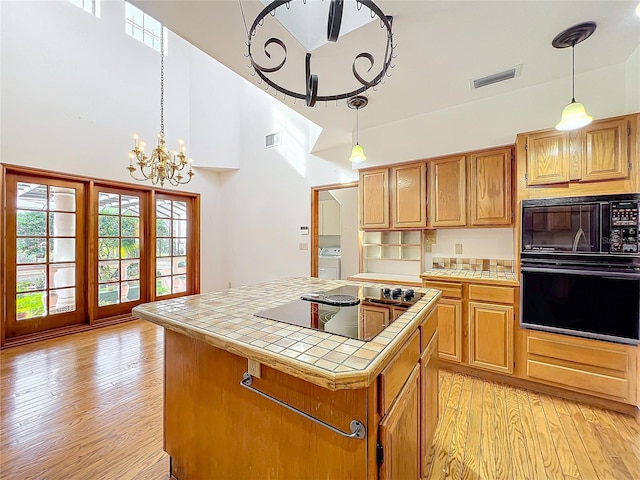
[132,1,640,152]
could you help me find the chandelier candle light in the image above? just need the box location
[127,28,194,187]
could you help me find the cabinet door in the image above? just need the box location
[469,148,512,225]
[319,199,341,235]
[468,302,514,374]
[420,332,439,478]
[429,156,466,227]
[379,365,420,480]
[526,130,570,185]
[437,299,462,363]
[359,169,389,229]
[361,304,390,339]
[581,118,628,182]
[391,163,427,228]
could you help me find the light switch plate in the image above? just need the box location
[455,244,463,254]
[299,243,308,250]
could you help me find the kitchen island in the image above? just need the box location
[133,278,441,480]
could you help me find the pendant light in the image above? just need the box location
[553,22,597,131]
[347,95,368,163]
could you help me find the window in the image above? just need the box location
[68,0,100,17]
[2,167,199,344]
[125,2,166,53]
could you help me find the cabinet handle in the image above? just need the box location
[240,373,366,439]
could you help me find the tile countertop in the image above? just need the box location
[133,277,441,391]
[421,269,519,286]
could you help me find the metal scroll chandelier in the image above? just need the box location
[243,0,395,107]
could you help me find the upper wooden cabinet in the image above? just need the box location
[581,118,628,182]
[429,156,466,227]
[469,148,513,225]
[359,169,390,229]
[525,130,570,185]
[391,163,427,228]
[359,163,426,230]
[524,115,633,186]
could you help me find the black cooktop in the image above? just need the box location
[253,285,423,341]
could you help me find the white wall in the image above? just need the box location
[1,1,355,293]
[426,228,515,267]
[626,44,640,112]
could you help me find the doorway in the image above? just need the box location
[310,182,359,280]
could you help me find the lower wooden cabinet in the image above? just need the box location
[523,330,637,405]
[379,365,421,480]
[436,298,463,363]
[420,332,439,478]
[468,302,514,374]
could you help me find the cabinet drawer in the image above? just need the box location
[527,336,628,372]
[527,360,630,400]
[422,281,462,299]
[378,330,420,416]
[468,284,514,304]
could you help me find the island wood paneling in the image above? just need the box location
[2,321,639,480]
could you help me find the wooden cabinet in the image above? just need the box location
[525,130,570,185]
[469,148,512,225]
[391,163,427,228]
[435,298,463,363]
[379,365,421,480]
[420,331,439,478]
[468,302,514,374]
[522,330,637,405]
[359,169,389,229]
[422,278,517,377]
[581,118,628,182]
[361,230,423,279]
[361,303,390,340]
[429,156,466,227]
[524,115,633,186]
[318,199,341,235]
[359,163,426,230]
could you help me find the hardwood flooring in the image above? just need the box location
[1,320,639,479]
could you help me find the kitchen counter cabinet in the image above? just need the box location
[133,278,441,479]
[429,156,466,227]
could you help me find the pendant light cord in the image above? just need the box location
[356,106,360,144]
[160,27,165,137]
[571,44,575,102]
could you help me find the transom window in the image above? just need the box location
[68,0,100,17]
[125,2,166,52]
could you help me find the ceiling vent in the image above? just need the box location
[265,132,281,148]
[471,65,522,89]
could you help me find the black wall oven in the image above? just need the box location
[520,194,640,345]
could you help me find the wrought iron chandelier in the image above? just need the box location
[241,0,395,107]
[127,28,194,187]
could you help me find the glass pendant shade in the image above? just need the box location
[349,144,367,163]
[555,100,593,131]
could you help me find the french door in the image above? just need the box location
[5,174,86,337]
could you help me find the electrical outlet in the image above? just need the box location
[248,359,261,378]
[455,243,463,254]
[425,243,432,253]
[299,243,308,250]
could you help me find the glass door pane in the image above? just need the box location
[7,176,85,338]
[156,198,189,297]
[97,191,142,308]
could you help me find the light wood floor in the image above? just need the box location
[1,321,639,480]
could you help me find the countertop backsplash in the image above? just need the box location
[431,257,514,273]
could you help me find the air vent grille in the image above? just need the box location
[471,65,521,89]
[265,132,281,148]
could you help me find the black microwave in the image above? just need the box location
[521,194,639,258]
